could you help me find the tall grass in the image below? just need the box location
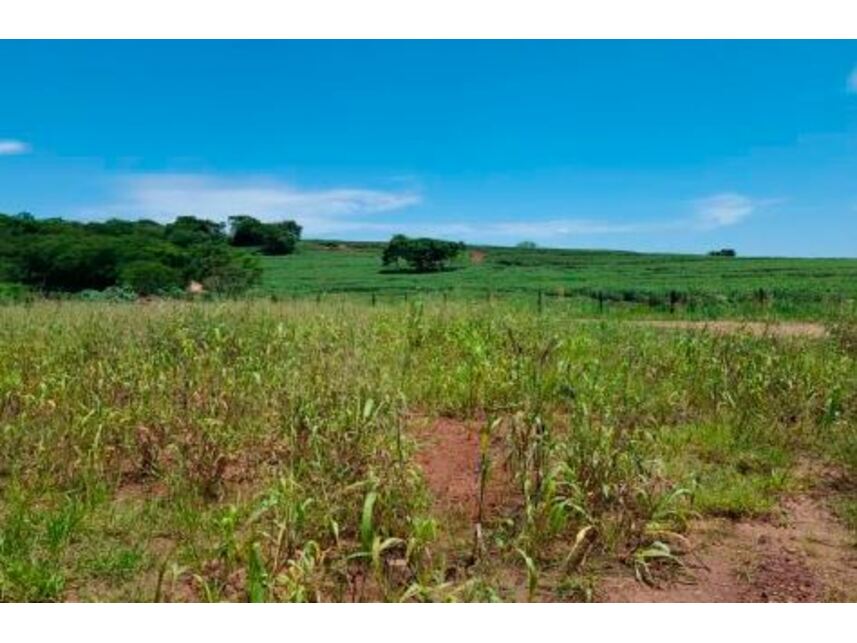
[0,300,854,601]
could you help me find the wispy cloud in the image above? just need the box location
[848,66,857,93]
[76,173,771,244]
[386,192,766,242]
[312,217,675,243]
[489,219,667,237]
[693,192,756,229]
[423,193,765,242]
[0,139,30,155]
[81,173,421,233]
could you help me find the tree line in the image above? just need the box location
[0,212,301,296]
[0,209,467,298]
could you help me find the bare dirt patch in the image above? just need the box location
[412,416,515,523]
[411,416,853,602]
[114,479,169,503]
[599,495,857,602]
[469,250,486,265]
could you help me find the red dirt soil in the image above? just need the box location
[413,419,855,602]
[468,250,486,265]
[599,496,857,602]
[412,416,515,523]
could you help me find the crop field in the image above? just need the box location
[1,299,855,602]
[258,242,857,320]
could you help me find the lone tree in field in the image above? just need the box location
[708,248,736,257]
[381,234,465,272]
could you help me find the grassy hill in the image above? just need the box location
[256,241,857,319]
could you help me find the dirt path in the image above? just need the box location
[599,494,857,602]
[625,320,828,338]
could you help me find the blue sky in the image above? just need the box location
[1,40,856,256]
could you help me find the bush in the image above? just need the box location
[120,260,183,296]
[188,244,262,295]
[78,286,139,302]
[381,235,465,272]
[708,248,736,257]
[0,282,31,302]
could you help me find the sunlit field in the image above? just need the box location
[1,300,855,601]
[258,243,857,320]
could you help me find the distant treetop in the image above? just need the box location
[228,215,302,256]
[708,248,737,257]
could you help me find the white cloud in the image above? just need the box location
[231,194,763,242]
[489,219,658,237]
[847,66,857,93]
[460,194,767,241]
[0,139,30,155]
[83,173,421,234]
[693,193,755,229]
[306,217,672,243]
[75,172,772,243]
[423,192,767,242]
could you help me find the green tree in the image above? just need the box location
[165,216,226,247]
[120,260,183,295]
[228,215,301,256]
[187,244,262,295]
[381,235,465,272]
[228,215,267,247]
[0,212,265,296]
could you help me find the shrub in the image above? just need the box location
[120,260,183,296]
[78,286,138,302]
[188,244,262,295]
[0,282,31,302]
